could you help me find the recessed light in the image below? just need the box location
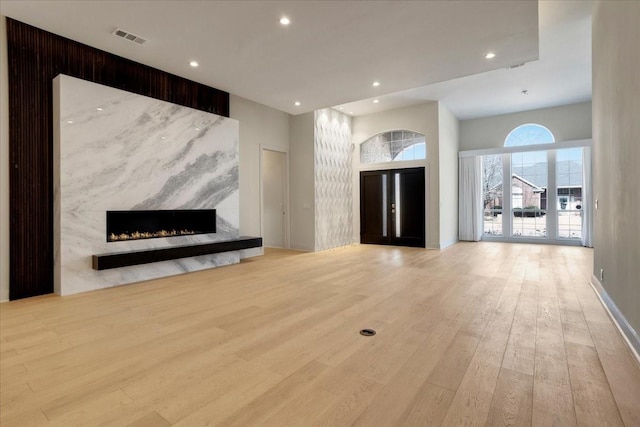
[189,60,199,67]
[338,107,344,110]
[66,120,73,124]
[373,99,379,104]
[195,127,200,131]
[349,111,354,114]
[161,136,166,140]
[294,101,301,106]
[372,81,380,87]
[485,52,496,59]
[96,107,103,111]
[280,16,290,26]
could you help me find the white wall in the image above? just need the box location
[289,112,315,251]
[0,16,9,302]
[314,108,353,251]
[438,103,459,248]
[460,101,592,151]
[230,95,289,239]
[352,102,440,248]
[592,1,640,340]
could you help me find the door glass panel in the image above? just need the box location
[511,151,547,237]
[557,148,583,239]
[395,173,401,237]
[482,155,503,236]
[382,174,387,237]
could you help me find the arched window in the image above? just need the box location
[360,130,426,164]
[482,122,585,241]
[504,123,555,147]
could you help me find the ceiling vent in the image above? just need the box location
[112,28,147,45]
[506,63,526,69]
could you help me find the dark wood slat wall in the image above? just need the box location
[6,18,230,300]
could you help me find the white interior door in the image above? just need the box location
[262,149,286,248]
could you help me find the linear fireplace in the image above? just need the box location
[106,210,216,242]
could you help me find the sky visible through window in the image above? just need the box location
[557,148,583,187]
[504,123,555,147]
[394,142,426,161]
[360,130,426,164]
[483,123,585,240]
[506,124,555,187]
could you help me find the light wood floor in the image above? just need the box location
[2,243,639,426]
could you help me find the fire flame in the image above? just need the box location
[108,229,196,241]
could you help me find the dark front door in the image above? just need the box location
[360,167,425,247]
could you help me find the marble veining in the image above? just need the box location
[54,75,240,295]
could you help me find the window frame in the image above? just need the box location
[471,135,591,245]
[359,130,427,165]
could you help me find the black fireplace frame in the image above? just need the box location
[106,209,216,242]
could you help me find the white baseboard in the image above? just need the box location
[439,239,458,249]
[0,299,8,304]
[239,247,264,259]
[590,274,640,365]
[288,246,313,252]
[482,236,582,246]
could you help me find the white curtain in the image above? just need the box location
[582,147,593,247]
[459,156,483,241]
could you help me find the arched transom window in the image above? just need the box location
[360,130,426,164]
[504,123,555,147]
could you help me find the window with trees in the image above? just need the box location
[482,155,503,235]
[481,123,585,241]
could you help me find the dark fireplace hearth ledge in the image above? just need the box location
[92,236,262,270]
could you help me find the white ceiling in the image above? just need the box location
[337,1,593,119]
[1,1,591,120]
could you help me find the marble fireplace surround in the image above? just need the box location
[53,74,255,296]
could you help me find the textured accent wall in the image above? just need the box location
[54,75,239,295]
[314,109,353,251]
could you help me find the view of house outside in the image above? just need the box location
[482,124,583,240]
[557,147,583,238]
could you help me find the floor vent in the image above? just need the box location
[112,28,147,45]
